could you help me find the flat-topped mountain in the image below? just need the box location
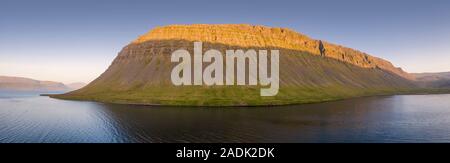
[0,76,69,92]
[53,24,439,106]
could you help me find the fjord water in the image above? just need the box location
[1,92,450,143]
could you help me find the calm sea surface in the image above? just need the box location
[1,92,450,143]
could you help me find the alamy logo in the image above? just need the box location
[170,42,279,96]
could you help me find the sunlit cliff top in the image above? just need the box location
[132,24,413,79]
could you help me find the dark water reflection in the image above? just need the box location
[1,93,450,143]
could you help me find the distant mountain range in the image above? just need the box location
[413,72,450,88]
[50,24,450,106]
[0,76,86,92]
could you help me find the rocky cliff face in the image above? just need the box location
[133,24,413,79]
[55,24,420,106]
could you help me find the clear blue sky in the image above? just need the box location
[1,0,450,83]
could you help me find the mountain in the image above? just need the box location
[413,72,450,88]
[52,24,443,106]
[0,76,69,92]
[0,76,86,92]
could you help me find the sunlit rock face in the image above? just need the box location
[133,24,413,79]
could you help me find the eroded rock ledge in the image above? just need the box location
[131,24,412,79]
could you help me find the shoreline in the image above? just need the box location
[48,89,450,107]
